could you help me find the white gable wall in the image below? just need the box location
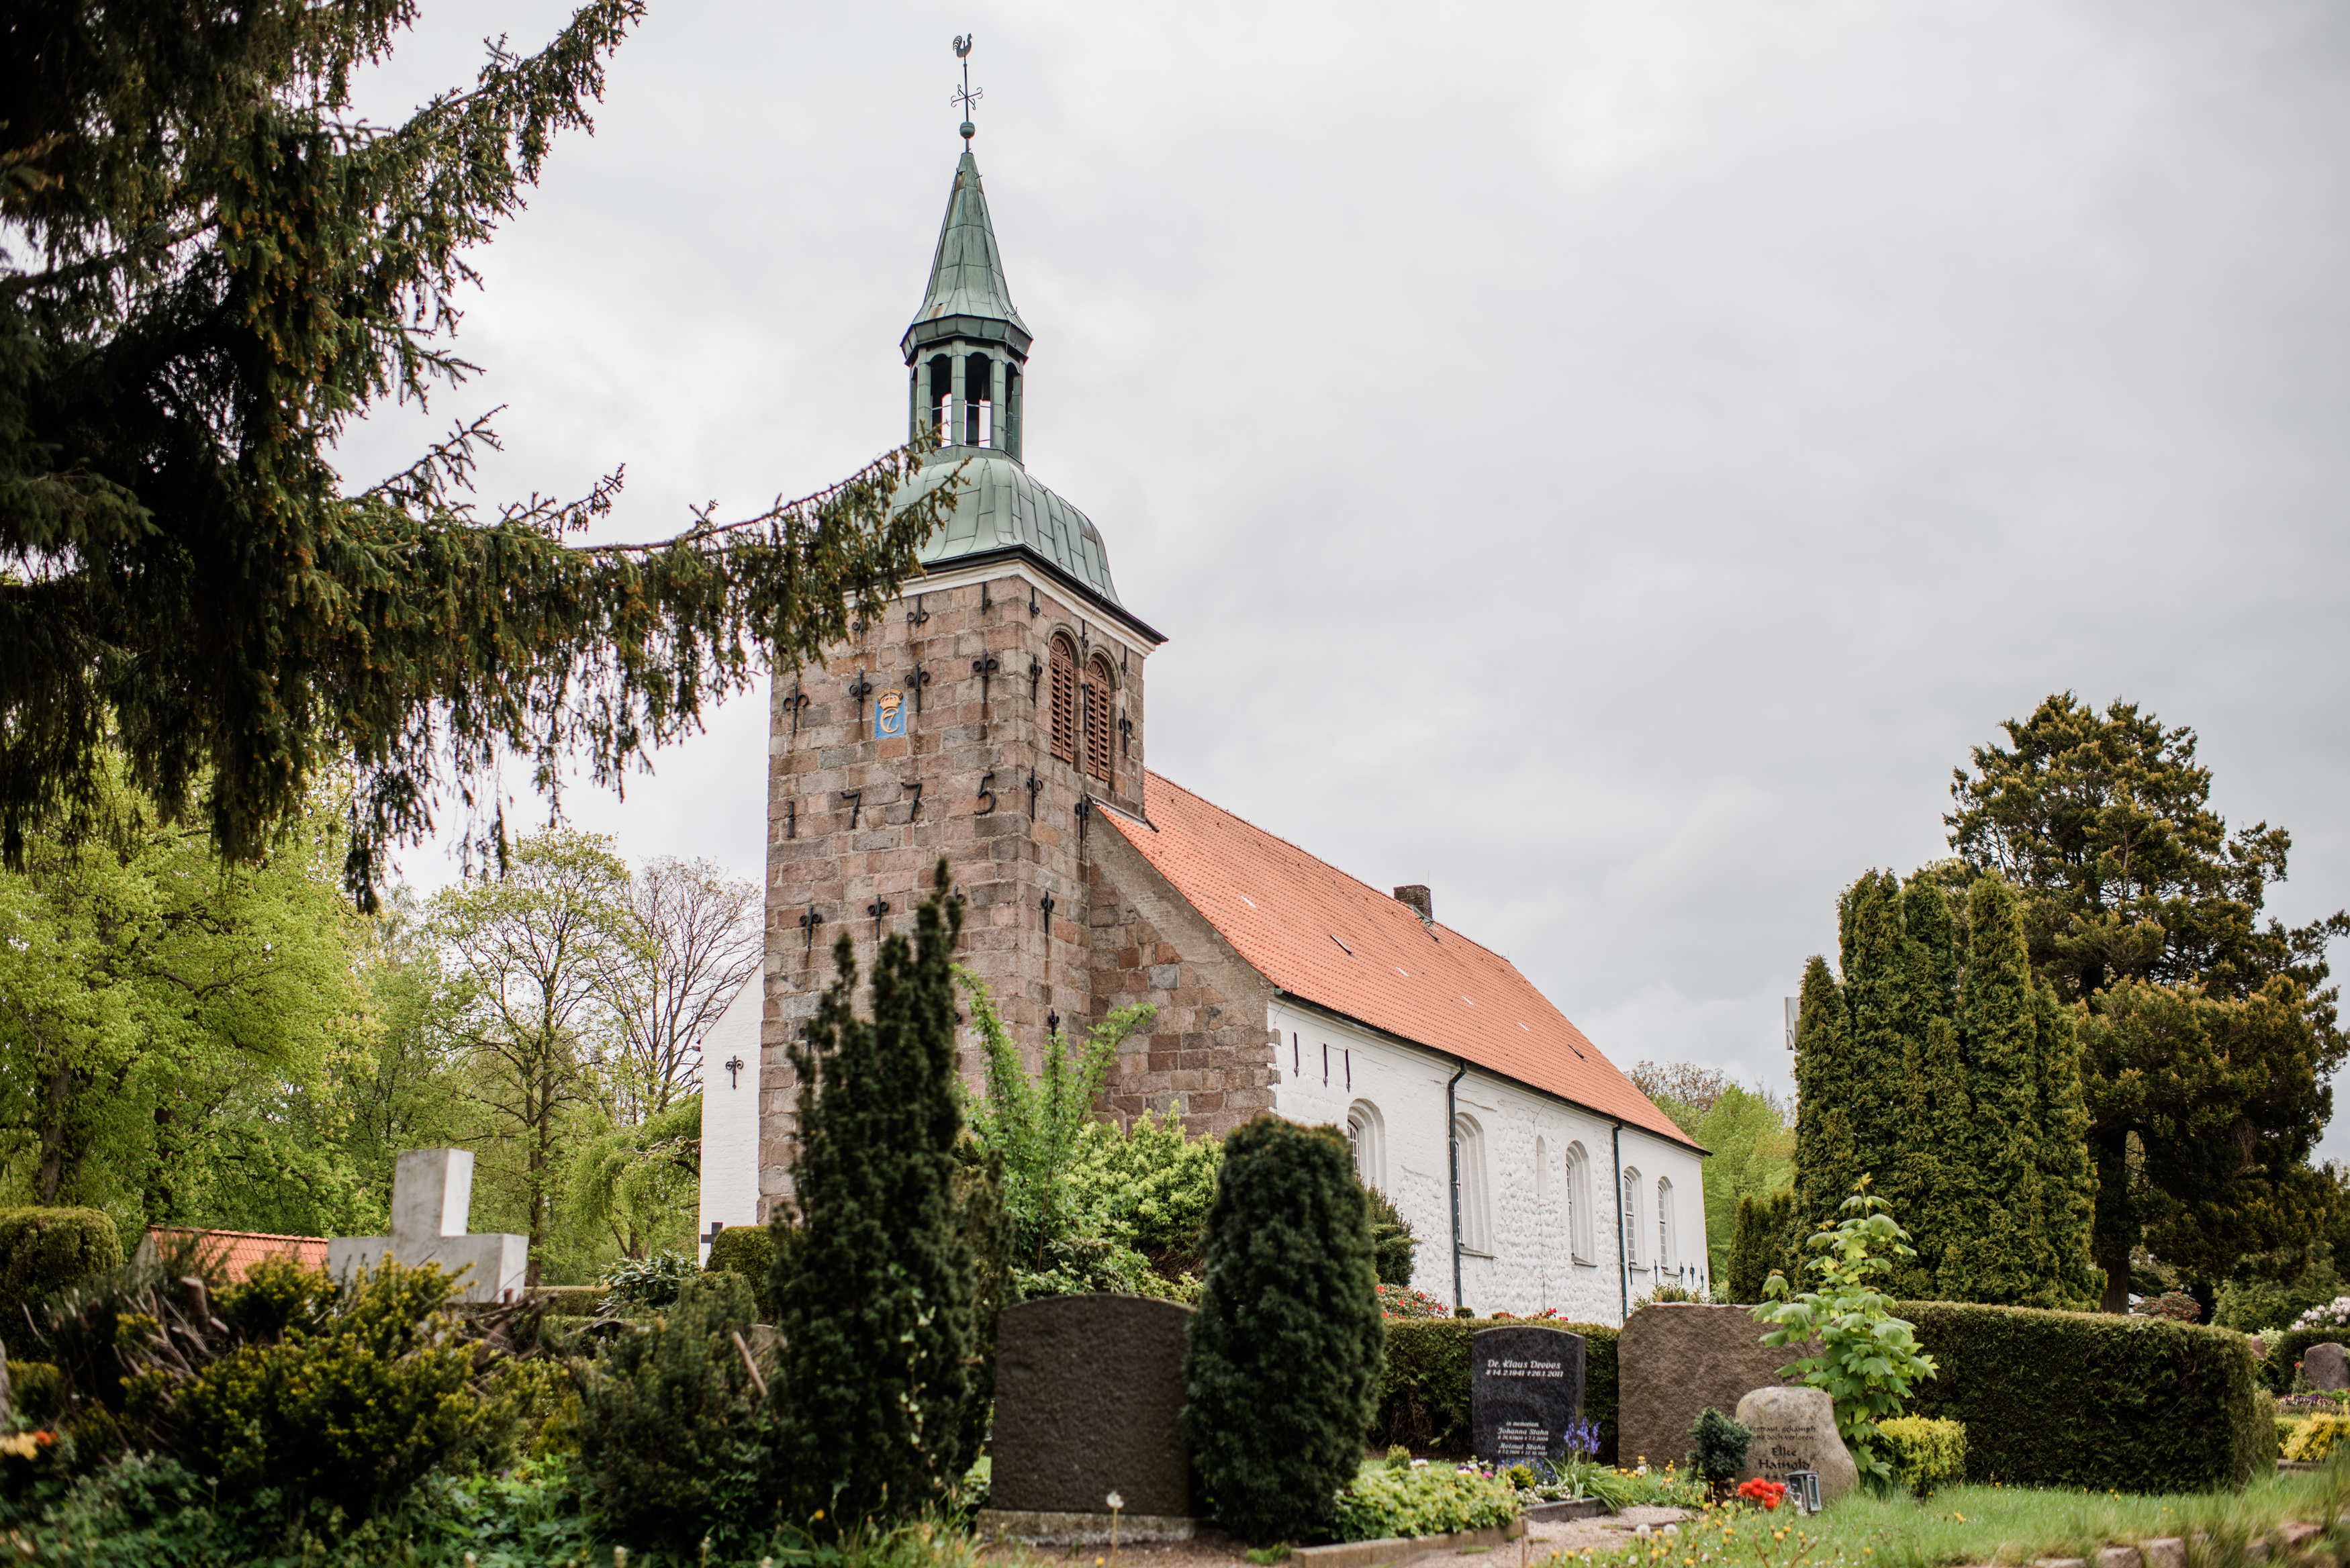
[695,977,766,1263]
[1267,996,1706,1326]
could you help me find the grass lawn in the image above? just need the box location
[1552,1467,2350,1568]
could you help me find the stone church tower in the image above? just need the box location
[755,142,1274,1218]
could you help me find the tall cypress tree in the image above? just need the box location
[2029,977,2099,1306]
[1791,954,1856,1240]
[1890,879,1963,1294]
[769,863,976,1530]
[1934,875,2049,1304]
[1838,871,1910,1193]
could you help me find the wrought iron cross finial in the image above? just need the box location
[724,1055,745,1089]
[952,36,982,140]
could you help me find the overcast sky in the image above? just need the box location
[335,2,2350,1153]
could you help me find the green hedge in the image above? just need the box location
[1373,1318,1618,1463]
[0,1208,123,1323]
[705,1225,776,1318]
[1896,1300,2263,1493]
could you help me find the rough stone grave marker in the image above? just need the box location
[1470,1326,1586,1463]
[1732,1386,1858,1504]
[1618,1304,1812,1472]
[979,1293,1194,1545]
[2305,1342,2350,1391]
[327,1148,528,1304]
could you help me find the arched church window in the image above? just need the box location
[1622,1167,1642,1267]
[1657,1176,1676,1271]
[1454,1114,1491,1255]
[927,354,952,444]
[1084,655,1114,783]
[1048,635,1078,764]
[1566,1142,1594,1263]
[964,352,994,446]
[1348,1099,1386,1192]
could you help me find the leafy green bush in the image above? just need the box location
[575,1271,775,1553]
[597,1249,700,1312]
[2259,1327,2350,1392]
[2254,1389,2284,1471]
[1897,1300,2264,1491]
[1367,1188,1418,1288]
[1755,1183,1938,1481]
[1878,1416,1966,1496]
[168,1259,479,1521]
[0,1210,122,1324]
[1373,1318,1619,1463]
[2282,1413,2350,1463]
[1328,1463,1518,1542]
[1187,1114,1385,1542]
[4,1362,64,1428]
[1687,1407,1751,1487]
[704,1225,775,1316]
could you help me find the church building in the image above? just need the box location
[697,129,1705,1322]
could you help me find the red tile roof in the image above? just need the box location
[142,1228,328,1283]
[1105,773,1701,1153]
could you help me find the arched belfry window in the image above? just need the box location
[926,354,952,444]
[964,352,995,447]
[1566,1142,1595,1263]
[1454,1114,1491,1255]
[1657,1176,1677,1271]
[1084,656,1114,783]
[1048,636,1078,764]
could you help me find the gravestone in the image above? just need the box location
[1617,1304,1814,1471]
[1470,1326,1587,1463]
[1732,1386,1858,1504]
[980,1294,1194,1543]
[327,1149,528,1304]
[2304,1342,2350,1391]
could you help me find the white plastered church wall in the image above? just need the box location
[1267,997,1706,1326]
[695,975,766,1264]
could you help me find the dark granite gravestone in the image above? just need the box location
[989,1293,1194,1519]
[1470,1326,1586,1463]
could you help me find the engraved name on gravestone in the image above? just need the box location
[1731,1386,1858,1504]
[1470,1326,1586,1463]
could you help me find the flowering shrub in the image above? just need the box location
[1378,1283,1451,1319]
[1736,1477,1785,1510]
[2282,1414,2350,1463]
[2293,1297,2350,1331]
[2135,1291,2201,1323]
[1328,1462,1519,1542]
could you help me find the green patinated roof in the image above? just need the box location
[901,150,1031,359]
[898,452,1124,609]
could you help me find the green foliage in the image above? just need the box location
[1328,1463,1519,1542]
[1685,1407,1751,1486]
[1948,694,2349,1308]
[1372,1318,1619,1463]
[2214,1245,2342,1333]
[1366,1187,1419,1288]
[597,1249,701,1312]
[0,0,954,911]
[170,1259,479,1522]
[1754,1183,1939,1481]
[1725,1190,1797,1305]
[2257,1326,2350,1392]
[569,1093,701,1261]
[1187,1114,1386,1542]
[1878,1415,1967,1496]
[769,864,978,1531]
[574,1271,776,1555]
[5,1361,64,1428]
[1897,1299,2265,1492]
[705,1224,777,1316]
[0,1210,122,1324]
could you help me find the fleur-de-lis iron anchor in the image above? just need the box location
[1119,714,1133,756]
[1027,656,1043,705]
[798,905,823,954]
[907,594,930,630]
[907,659,932,715]
[972,654,1000,708]
[1039,892,1054,933]
[847,670,874,727]
[1025,769,1042,815]
[782,681,810,736]
[1047,1009,1062,1037]
[724,1055,746,1089]
[867,898,892,942]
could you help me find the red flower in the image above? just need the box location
[1736,1477,1787,1510]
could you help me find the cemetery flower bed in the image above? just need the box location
[1330,1458,1521,1542]
[1549,1468,2350,1568]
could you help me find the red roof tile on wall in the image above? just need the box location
[143,1228,328,1283]
[1104,773,1701,1153]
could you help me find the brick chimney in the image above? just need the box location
[1393,885,1433,925]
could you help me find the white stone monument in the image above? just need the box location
[328,1148,528,1303]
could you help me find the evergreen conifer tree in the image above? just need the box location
[1889,880,1963,1294]
[2030,977,2100,1306]
[1186,1114,1384,1542]
[1791,955,1856,1238]
[768,863,975,1530]
[1726,1189,1797,1302]
[1929,876,2049,1303]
